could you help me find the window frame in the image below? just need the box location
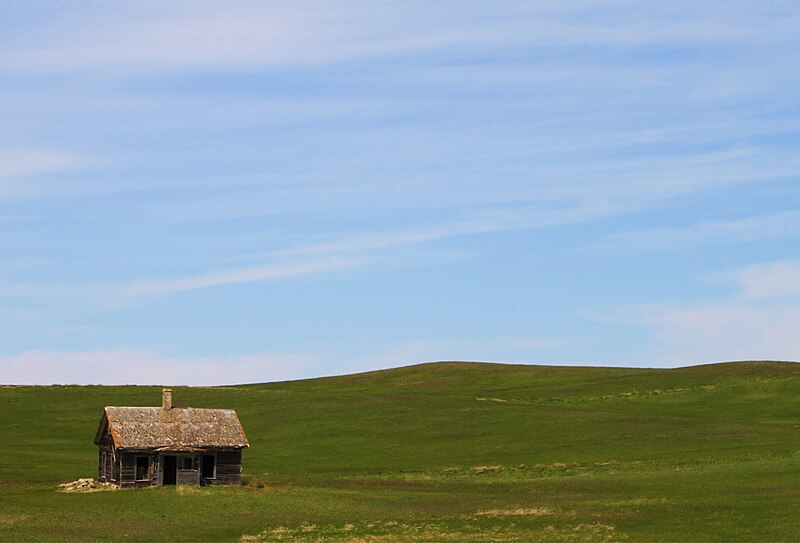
[179,455,195,471]
[135,455,150,481]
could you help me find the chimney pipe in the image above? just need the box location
[162,387,172,410]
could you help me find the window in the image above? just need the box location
[100,452,107,478]
[201,454,216,479]
[180,456,195,470]
[135,456,149,480]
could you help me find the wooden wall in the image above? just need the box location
[177,467,199,485]
[98,448,244,487]
[118,452,159,488]
[119,453,135,486]
[213,450,243,486]
[97,441,114,483]
[97,432,117,484]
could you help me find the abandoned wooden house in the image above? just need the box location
[93,388,249,487]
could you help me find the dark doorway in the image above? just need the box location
[201,454,215,480]
[163,455,177,485]
[135,456,149,481]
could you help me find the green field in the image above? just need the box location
[2,361,800,542]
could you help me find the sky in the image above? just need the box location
[1,1,800,385]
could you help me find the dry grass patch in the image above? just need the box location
[441,461,620,479]
[176,485,205,495]
[469,465,504,474]
[238,519,622,543]
[608,497,668,506]
[472,506,574,518]
[543,522,623,542]
[0,513,29,527]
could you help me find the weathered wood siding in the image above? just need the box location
[112,450,120,482]
[156,455,164,486]
[213,450,243,485]
[145,452,158,486]
[98,444,111,482]
[118,452,158,488]
[97,446,244,487]
[119,453,136,487]
[177,467,199,485]
[97,427,117,483]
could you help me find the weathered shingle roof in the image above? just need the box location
[95,407,249,450]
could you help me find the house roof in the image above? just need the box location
[94,406,249,451]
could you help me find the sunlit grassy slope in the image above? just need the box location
[2,361,800,541]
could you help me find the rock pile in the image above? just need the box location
[58,478,116,493]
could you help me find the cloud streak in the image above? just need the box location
[613,260,800,366]
[598,210,800,251]
[127,256,366,296]
[625,302,800,367]
[733,261,800,301]
[0,148,97,199]
[124,202,614,297]
[5,2,795,75]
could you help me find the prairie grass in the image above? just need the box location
[1,361,800,541]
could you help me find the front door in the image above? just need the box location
[201,454,215,485]
[162,455,177,485]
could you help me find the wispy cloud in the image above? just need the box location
[0,148,97,199]
[0,203,608,311]
[5,2,794,75]
[125,203,613,297]
[733,261,800,301]
[0,348,318,385]
[598,210,800,251]
[278,206,609,257]
[622,302,800,367]
[141,140,800,234]
[611,260,800,366]
[0,149,90,178]
[127,257,366,296]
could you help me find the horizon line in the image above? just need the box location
[3,358,798,387]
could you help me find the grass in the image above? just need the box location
[1,360,800,541]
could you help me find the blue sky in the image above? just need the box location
[2,1,800,384]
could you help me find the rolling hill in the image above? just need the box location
[1,361,799,541]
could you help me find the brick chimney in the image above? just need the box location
[162,387,173,410]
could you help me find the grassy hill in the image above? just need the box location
[2,361,800,541]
